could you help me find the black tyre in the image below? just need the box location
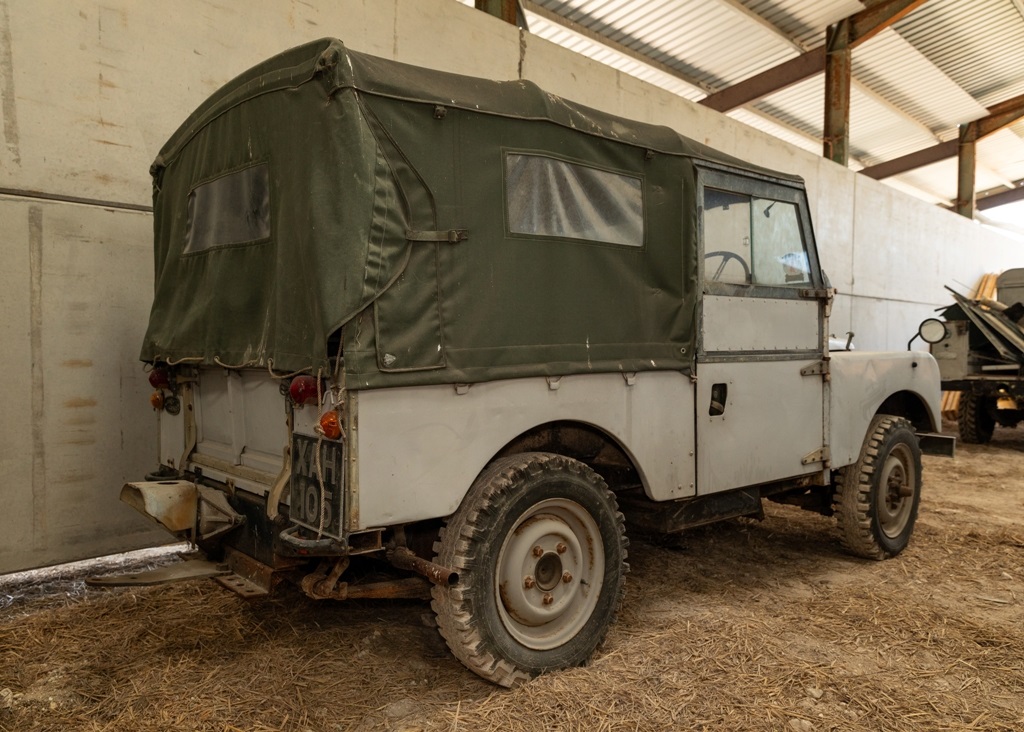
[958,392,995,444]
[834,415,922,560]
[431,452,628,687]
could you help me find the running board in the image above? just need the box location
[619,487,763,535]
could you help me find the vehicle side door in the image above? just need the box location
[695,165,829,495]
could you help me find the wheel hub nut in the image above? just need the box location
[542,593,553,605]
[562,571,572,583]
[532,545,544,557]
[556,542,567,554]
[524,575,535,589]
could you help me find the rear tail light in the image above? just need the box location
[148,366,171,389]
[319,410,342,440]
[289,375,322,405]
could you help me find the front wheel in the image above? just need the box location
[431,452,628,686]
[834,415,922,560]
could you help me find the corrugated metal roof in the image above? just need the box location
[530,0,799,88]
[894,0,1024,107]
[732,0,862,49]
[459,0,1024,232]
[853,29,987,139]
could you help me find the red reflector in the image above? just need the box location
[148,367,170,389]
[319,411,342,440]
[289,375,321,405]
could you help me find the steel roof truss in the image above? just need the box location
[700,0,929,114]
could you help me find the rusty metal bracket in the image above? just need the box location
[301,557,350,599]
[279,525,348,555]
[300,555,434,601]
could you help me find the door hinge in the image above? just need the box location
[800,360,830,376]
[799,287,833,299]
[801,446,830,465]
[800,287,836,316]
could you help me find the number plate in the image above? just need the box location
[289,434,344,539]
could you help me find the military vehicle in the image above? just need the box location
[115,39,950,686]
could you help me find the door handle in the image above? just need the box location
[709,383,728,416]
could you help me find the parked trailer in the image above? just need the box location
[114,39,951,686]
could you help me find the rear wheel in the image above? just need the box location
[431,452,628,686]
[958,392,995,444]
[834,415,921,560]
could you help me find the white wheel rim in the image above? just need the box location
[495,497,605,651]
[876,443,915,539]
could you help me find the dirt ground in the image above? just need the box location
[1,427,1022,732]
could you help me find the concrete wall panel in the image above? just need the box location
[0,200,34,564]
[0,197,163,573]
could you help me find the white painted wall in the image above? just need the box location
[0,0,1017,572]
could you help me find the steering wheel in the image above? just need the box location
[704,250,751,282]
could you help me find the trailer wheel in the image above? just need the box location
[958,392,995,444]
[431,452,628,687]
[834,415,921,560]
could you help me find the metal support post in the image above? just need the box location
[476,0,518,25]
[956,124,977,219]
[823,20,852,166]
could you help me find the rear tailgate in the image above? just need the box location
[189,368,289,493]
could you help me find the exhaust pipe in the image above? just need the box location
[388,546,459,586]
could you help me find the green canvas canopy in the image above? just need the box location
[142,38,801,388]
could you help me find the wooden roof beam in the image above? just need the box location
[958,95,1024,217]
[962,92,1024,142]
[862,94,1024,180]
[700,0,929,113]
[977,180,1024,211]
[860,140,958,179]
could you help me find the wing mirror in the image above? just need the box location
[908,318,948,350]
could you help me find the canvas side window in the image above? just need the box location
[184,164,271,254]
[703,187,810,287]
[505,153,643,247]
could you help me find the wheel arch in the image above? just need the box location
[875,389,936,433]
[494,420,645,492]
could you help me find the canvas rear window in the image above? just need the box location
[505,153,643,247]
[184,164,271,254]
